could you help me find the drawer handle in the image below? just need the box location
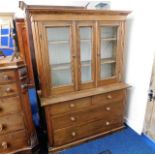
[106,121,110,126]
[0,107,2,112]
[71,132,76,137]
[3,75,9,80]
[70,116,76,121]
[5,87,12,93]
[69,103,75,108]
[0,124,3,131]
[107,95,112,99]
[106,107,111,111]
[2,142,8,149]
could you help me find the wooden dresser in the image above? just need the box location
[20,2,130,153]
[0,57,38,153]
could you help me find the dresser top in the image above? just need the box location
[40,82,130,107]
[0,56,25,70]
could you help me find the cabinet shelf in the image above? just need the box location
[48,39,91,45]
[51,60,92,71]
[80,39,91,42]
[101,37,117,41]
[101,58,116,64]
[48,40,69,44]
[51,63,70,71]
[81,60,91,67]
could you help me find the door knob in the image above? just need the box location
[148,89,155,101]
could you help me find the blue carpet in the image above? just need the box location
[59,127,155,154]
[28,88,40,127]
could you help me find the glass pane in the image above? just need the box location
[100,26,117,79]
[101,63,115,79]
[101,40,116,59]
[80,27,92,82]
[101,26,117,59]
[47,27,72,87]
[101,26,117,39]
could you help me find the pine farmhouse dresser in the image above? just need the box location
[20,2,130,153]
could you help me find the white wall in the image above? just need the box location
[110,0,155,134]
[0,0,155,134]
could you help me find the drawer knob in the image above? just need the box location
[5,87,12,93]
[71,132,76,137]
[0,124,3,131]
[3,75,9,80]
[107,95,112,99]
[70,116,76,121]
[106,121,110,126]
[21,84,28,89]
[70,103,75,108]
[2,142,7,149]
[106,107,111,111]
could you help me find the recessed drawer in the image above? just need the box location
[53,116,123,146]
[0,83,18,97]
[92,90,124,105]
[0,96,22,116]
[52,101,123,130]
[0,70,16,83]
[0,113,25,135]
[0,130,28,153]
[49,97,91,115]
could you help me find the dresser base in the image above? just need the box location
[48,125,125,153]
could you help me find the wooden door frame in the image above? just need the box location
[38,21,76,96]
[96,21,122,86]
[143,55,155,138]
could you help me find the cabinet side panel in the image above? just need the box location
[117,21,126,82]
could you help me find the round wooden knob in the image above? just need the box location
[3,75,9,80]
[70,116,76,121]
[21,84,28,89]
[0,124,3,132]
[106,107,111,111]
[70,103,75,108]
[106,121,110,126]
[5,87,12,93]
[107,95,112,99]
[2,142,7,149]
[71,132,76,137]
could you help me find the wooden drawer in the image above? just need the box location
[53,116,123,146]
[0,130,28,153]
[92,90,124,105]
[0,113,25,135]
[52,101,123,130]
[49,97,91,115]
[0,96,22,116]
[0,70,16,83]
[0,83,18,97]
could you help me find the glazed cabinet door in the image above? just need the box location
[35,22,76,96]
[46,24,75,95]
[77,22,95,90]
[97,22,121,86]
